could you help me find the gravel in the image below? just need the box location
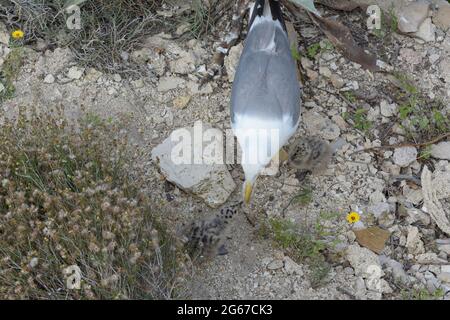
[2,1,449,300]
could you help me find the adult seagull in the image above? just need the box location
[231,0,301,203]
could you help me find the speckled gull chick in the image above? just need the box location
[231,0,301,203]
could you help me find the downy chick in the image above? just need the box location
[287,136,333,174]
[180,206,238,259]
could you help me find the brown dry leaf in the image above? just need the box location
[308,14,380,72]
[315,0,362,11]
[354,226,391,254]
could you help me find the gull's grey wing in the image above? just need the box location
[230,19,301,126]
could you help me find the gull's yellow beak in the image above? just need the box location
[244,181,253,204]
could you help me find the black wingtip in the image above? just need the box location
[248,0,266,30]
[268,0,287,31]
[248,0,287,32]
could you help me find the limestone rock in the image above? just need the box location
[421,166,450,236]
[330,74,345,89]
[438,272,450,283]
[439,58,450,83]
[44,74,55,84]
[430,142,450,160]
[267,259,284,270]
[438,244,450,255]
[397,1,430,33]
[0,22,9,45]
[416,252,447,264]
[433,1,450,31]
[380,255,411,284]
[151,123,236,207]
[224,43,243,83]
[414,18,436,42]
[169,52,196,75]
[187,81,213,95]
[157,76,185,92]
[319,66,331,78]
[380,100,397,117]
[283,256,304,276]
[346,244,383,278]
[67,66,84,80]
[303,111,340,140]
[406,226,425,255]
[393,147,417,167]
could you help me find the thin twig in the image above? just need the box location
[336,287,357,300]
[315,86,360,110]
[389,175,421,186]
[349,132,450,157]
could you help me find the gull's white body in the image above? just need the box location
[230,0,301,197]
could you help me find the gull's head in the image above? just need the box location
[242,163,263,204]
[241,145,278,204]
[232,116,290,205]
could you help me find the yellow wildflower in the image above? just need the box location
[346,211,360,224]
[11,29,24,39]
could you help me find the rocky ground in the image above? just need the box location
[1,0,450,300]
